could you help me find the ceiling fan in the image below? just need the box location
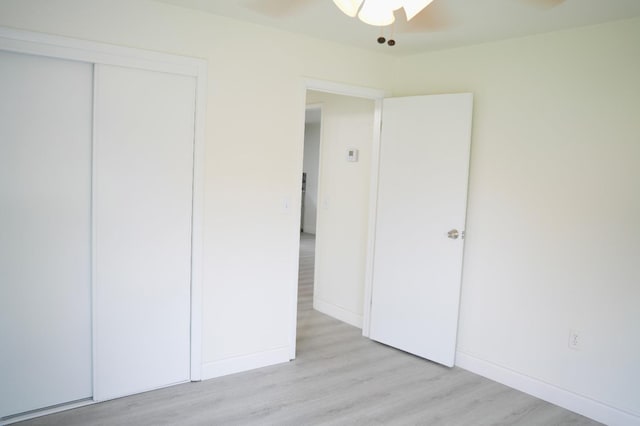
[333,0,437,45]
[244,0,566,46]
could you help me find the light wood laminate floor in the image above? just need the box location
[17,233,600,425]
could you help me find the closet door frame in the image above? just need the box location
[0,26,207,383]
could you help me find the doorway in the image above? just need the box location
[294,85,382,357]
[292,83,473,367]
[301,105,321,236]
[297,104,322,337]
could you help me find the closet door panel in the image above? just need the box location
[93,65,196,401]
[0,51,93,418]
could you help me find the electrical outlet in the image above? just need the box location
[568,329,581,350]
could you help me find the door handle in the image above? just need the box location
[447,229,459,239]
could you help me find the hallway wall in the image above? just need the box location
[306,90,375,328]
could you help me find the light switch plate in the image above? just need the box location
[347,148,359,162]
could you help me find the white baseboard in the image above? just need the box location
[455,351,640,426]
[1,399,94,425]
[201,347,291,380]
[313,298,363,329]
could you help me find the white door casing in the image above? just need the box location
[369,94,473,367]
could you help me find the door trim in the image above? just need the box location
[0,26,207,385]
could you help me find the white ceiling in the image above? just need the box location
[157,0,640,56]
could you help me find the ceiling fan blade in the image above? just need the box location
[243,0,314,18]
[519,0,566,9]
[396,0,454,33]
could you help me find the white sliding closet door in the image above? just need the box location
[0,51,93,418]
[93,65,196,401]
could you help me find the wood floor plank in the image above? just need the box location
[15,233,600,426]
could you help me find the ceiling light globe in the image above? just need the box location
[332,0,364,18]
[357,0,396,26]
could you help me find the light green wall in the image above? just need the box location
[393,17,640,416]
[1,0,638,418]
[0,0,392,371]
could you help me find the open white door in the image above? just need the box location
[369,93,473,367]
